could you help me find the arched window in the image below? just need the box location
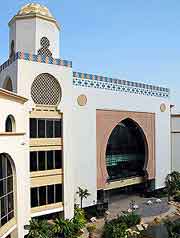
[3,77,13,91]
[106,118,147,181]
[0,154,14,227]
[5,115,16,132]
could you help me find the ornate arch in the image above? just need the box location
[96,110,155,189]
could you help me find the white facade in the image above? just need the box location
[171,115,180,172]
[0,3,174,238]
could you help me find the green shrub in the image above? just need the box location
[72,207,86,233]
[118,213,141,228]
[164,220,180,238]
[174,190,180,202]
[103,222,128,238]
[103,213,141,238]
[52,217,74,238]
[26,219,54,238]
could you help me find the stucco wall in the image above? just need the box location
[0,96,29,238]
[172,116,180,172]
[72,85,171,207]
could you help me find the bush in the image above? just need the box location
[72,207,86,233]
[164,220,180,238]
[103,222,128,238]
[174,190,180,202]
[117,213,141,228]
[103,213,141,238]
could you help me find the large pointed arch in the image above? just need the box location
[105,118,148,181]
[96,110,155,189]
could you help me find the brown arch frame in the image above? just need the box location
[96,110,155,189]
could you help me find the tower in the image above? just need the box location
[8,3,60,58]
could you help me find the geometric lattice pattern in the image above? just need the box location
[38,37,52,58]
[31,73,61,105]
[73,72,170,98]
[0,52,72,73]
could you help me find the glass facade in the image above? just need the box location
[0,154,14,228]
[106,119,146,181]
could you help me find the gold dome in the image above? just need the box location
[9,3,59,29]
[17,3,54,19]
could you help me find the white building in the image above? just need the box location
[0,3,174,238]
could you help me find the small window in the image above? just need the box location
[30,119,37,138]
[3,77,13,91]
[5,115,15,132]
[38,119,45,138]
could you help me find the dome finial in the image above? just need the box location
[17,3,54,19]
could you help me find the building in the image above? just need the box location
[0,3,172,238]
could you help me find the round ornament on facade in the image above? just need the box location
[77,95,87,106]
[160,103,166,112]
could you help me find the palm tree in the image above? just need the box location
[76,187,90,209]
[25,219,53,238]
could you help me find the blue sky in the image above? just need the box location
[0,1,180,111]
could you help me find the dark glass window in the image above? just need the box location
[38,120,45,138]
[55,120,61,138]
[30,152,38,172]
[31,188,38,207]
[46,120,53,138]
[31,184,63,208]
[106,119,146,181]
[47,151,54,170]
[39,186,46,206]
[38,151,46,170]
[55,184,62,203]
[55,151,62,169]
[0,154,14,228]
[47,185,54,204]
[30,119,37,138]
[5,116,13,132]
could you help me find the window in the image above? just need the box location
[30,150,62,172]
[30,119,37,138]
[31,184,62,207]
[30,118,62,138]
[5,115,15,132]
[0,154,14,228]
[3,77,13,92]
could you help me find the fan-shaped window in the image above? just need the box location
[5,115,16,132]
[0,153,14,228]
[31,73,61,105]
[3,77,13,91]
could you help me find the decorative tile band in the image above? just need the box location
[0,52,72,72]
[73,73,170,98]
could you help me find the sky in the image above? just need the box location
[0,0,180,112]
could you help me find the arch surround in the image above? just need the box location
[96,110,155,189]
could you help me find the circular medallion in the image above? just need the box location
[77,95,87,106]
[160,103,166,112]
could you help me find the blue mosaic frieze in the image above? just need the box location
[73,72,170,98]
[0,52,72,72]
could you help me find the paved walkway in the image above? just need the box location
[91,194,177,238]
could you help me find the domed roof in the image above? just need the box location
[17,3,54,19]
